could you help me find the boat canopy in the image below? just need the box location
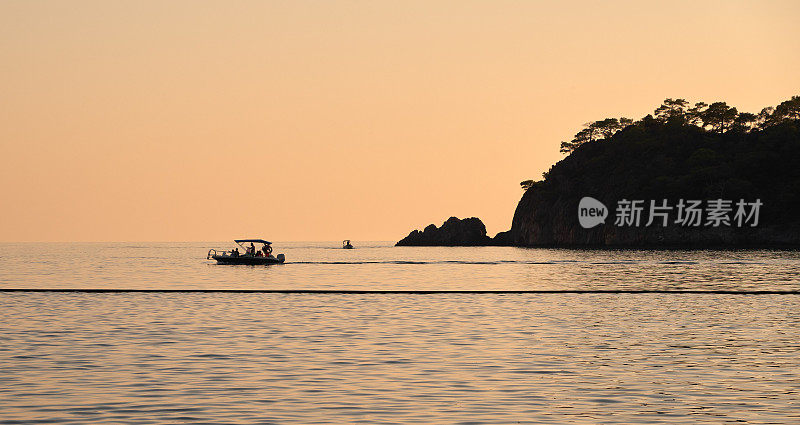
[235,239,271,244]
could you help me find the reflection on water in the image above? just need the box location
[1,243,800,423]
[1,293,799,424]
[1,242,800,291]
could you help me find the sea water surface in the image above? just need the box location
[1,242,800,423]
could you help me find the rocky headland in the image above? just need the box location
[396,97,800,247]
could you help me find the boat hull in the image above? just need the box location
[212,255,285,265]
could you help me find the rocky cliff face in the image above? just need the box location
[396,217,492,246]
[506,187,800,247]
[505,119,800,247]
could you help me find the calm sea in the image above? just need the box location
[2,242,800,423]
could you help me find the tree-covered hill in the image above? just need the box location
[507,96,800,246]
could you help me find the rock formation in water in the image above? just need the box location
[396,217,492,246]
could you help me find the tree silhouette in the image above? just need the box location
[560,125,598,153]
[757,107,776,128]
[686,102,708,126]
[556,95,798,155]
[732,112,757,132]
[701,102,738,133]
[560,117,633,153]
[654,98,689,122]
[774,96,800,120]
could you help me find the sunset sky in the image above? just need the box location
[1,0,798,242]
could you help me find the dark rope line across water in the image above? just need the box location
[285,260,701,264]
[1,289,799,294]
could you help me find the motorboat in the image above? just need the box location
[343,239,354,249]
[207,239,285,265]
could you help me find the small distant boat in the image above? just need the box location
[207,239,285,265]
[343,240,354,249]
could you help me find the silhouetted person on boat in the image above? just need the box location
[263,245,272,257]
[249,242,256,256]
[232,248,239,257]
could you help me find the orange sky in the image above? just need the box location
[1,1,799,242]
